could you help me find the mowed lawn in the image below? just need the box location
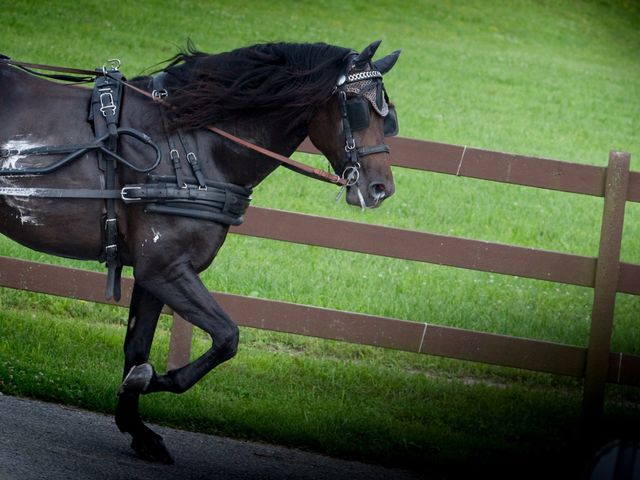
[0,0,639,477]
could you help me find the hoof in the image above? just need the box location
[118,363,154,395]
[131,432,174,465]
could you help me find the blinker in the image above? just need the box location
[346,98,399,137]
[346,98,370,132]
[384,106,399,137]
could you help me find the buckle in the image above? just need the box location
[121,186,142,202]
[99,91,116,117]
[152,89,168,102]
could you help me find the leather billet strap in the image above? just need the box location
[153,75,208,190]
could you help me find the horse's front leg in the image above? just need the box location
[115,282,174,464]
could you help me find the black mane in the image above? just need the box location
[159,42,353,131]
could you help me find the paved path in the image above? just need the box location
[0,394,425,480]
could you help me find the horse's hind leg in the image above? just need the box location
[115,259,238,463]
[121,258,239,395]
[115,282,174,464]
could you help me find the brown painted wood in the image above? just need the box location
[233,207,598,288]
[0,256,639,386]
[421,324,587,377]
[582,152,630,420]
[299,137,612,198]
[167,313,193,370]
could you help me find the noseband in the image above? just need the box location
[335,68,398,188]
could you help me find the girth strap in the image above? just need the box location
[0,187,121,199]
[0,179,252,226]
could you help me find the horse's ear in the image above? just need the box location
[354,40,382,68]
[373,49,401,74]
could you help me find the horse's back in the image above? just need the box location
[1,64,94,139]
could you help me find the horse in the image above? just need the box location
[0,40,400,463]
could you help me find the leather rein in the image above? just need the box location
[0,57,348,187]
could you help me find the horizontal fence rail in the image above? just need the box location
[0,135,638,420]
[300,137,640,202]
[233,207,640,295]
[0,255,638,387]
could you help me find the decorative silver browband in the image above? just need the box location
[335,69,383,87]
[346,70,383,83]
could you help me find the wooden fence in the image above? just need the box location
[0,135,638,421]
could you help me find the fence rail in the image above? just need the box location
[0,135,638,421]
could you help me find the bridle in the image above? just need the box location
[333,64,399,205]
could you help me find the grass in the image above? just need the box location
[2,305,629,477]
[1,0,639,476]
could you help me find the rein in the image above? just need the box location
[123,76,347,186]
[0,57,347,187]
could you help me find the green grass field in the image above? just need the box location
[1,0,639,476]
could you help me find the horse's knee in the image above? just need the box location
[216,323,239,360]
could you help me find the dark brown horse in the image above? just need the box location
[0,40,400,463]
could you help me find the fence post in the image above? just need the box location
[167,313,193,371]
[582,151,630,423]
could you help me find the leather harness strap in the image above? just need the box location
[130,77,349,186]
[90,67,124,301]
[0,57,348,186]
[205,125,346,185]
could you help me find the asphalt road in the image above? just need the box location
[0,394,424,480]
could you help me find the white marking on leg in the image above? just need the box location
[151,227,161,243]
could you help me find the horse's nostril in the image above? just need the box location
[369,182,387,197]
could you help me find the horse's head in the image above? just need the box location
[308,40,400,208]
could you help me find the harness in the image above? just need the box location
[0,55,398,299]
[0,60,252,301]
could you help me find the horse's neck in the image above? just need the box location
[205,117,308,188]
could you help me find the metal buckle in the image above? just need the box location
[152,89,168,102]
[345,138,356,151]
[121,186,142,202]
[99,91,116,117]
